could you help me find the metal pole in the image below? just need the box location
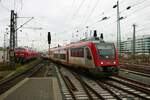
[9,10,16,69]
[49,44,50,58]
[3,34,6,62]
[85,26,88,38]
[14,13,17,47]
[132,24,136,59]
[117,1,121,57]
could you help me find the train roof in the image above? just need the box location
[50,37,106,51]
[15,47,37,52]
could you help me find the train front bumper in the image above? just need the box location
[89,66,119,76]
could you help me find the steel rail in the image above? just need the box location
[58,69,77,100]
[110,77,150,95]
[71,71,105,100]
[96,80,122,100]
[74,74,94,100]
[0,62,43,94]
[64,76,78,91]
[115,75,150,87]
[102,80,149,100]
[120,68,150,77]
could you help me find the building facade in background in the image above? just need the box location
[121,35,150,54]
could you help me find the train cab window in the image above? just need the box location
[96,43,115,60]
[86,48,92,60]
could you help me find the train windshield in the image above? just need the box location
[96,43,115,60]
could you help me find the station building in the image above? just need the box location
[121,35,150,54]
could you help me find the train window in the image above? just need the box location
[15,47,25,51]
[54,54,59,58]
[79,48,84,57]
[86,48,92,60]
[71,48,84,57]
[71,49,74,56]
[60,54,66,60]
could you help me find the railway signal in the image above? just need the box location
[100,33,103,39]
[48,32,51,44]
[48,32,51,57]
[93,30,97,37]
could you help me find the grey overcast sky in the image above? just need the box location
[0,0,150,51]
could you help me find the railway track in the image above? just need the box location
[55,65,150,100]
[0,61,44,95]
[120,68,150,78]
[114,75,150,88]
[44,62,56,77]
[111,76,150,92]
[119,68,150,85]
[120,63,150,75]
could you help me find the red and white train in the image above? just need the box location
[15,47,38,64]
[49,32,119,76]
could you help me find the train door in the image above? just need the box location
[85,47,93,68]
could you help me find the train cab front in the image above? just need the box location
[92,42,119,77]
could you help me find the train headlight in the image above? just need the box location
[101,62,103,64]
[113,61,116,64]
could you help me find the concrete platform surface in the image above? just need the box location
[0,77,62,100]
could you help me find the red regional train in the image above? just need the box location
[49,31,119,76]
[15,47,38,64]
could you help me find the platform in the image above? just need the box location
[0,77,62,100]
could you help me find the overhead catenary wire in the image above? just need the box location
[14,0,16,11]
[65,0,86,27]
[88,0,130,26]
[124,24,150,36]
[95,0,148,26]
[76,0,91,27]
[62,0,149,40]
[71,0,86,19]
[123,2,150,19]
[0,0,11,12]
[63,0,76,26]
[20,0,23,10]
[91,0,150,31]
[73,0,101,33]
[81,0,100,27]
[15,0,24,13]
